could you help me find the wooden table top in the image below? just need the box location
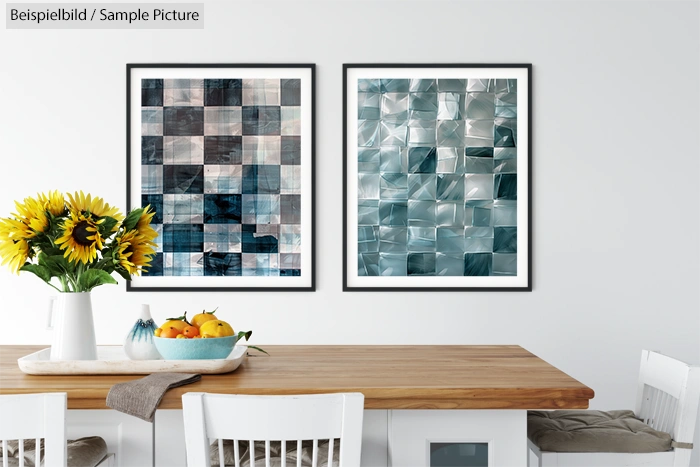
[0,345,594,410]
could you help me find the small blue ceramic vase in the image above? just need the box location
[123,304,162,360]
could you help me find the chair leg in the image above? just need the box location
[527,440,543,467]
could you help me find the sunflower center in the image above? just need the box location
[72,221,94,246]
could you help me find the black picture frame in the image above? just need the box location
[343,64,532,292]
[126,63,315,292]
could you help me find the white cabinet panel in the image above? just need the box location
[389,410,526,467]
[155,410,186,467]
[362,410,388,467]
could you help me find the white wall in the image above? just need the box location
[1,0,699,463]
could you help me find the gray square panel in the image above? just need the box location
[379,226,408,252]
[358,253,379,276]
[381,93,409,121]
[437,174,465,201]
[358,199,380,225]
[358,148,380,173]
[437,92,464,120]
[408,174,437,200]
[408,120,437,146]
[380,173,408,200]
[409,93,438,120]
[379,200,408,226]
[358,225,379,253]
[436,201,465,226]
[437,227,464,252]
[436,252,464,276]
[409,79,437,92]
[437,121,465,147]
[380,147,407,173]
[465,119,495,148]
[358,120,380,147]
[380,121,408,146]
[408,200,436,226]
[465,93,495,119]
[437,148,464,174]
[379,252,408,276]
[358,92,381,120]
[408,226,436,251]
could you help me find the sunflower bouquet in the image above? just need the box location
[0,191,158,292]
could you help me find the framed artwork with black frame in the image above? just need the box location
[127,64,315,291]
[343,64,531,291]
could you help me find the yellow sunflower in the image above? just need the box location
[12,196,49,238]
[135,205,158,242]
[115,230,156,275]
[55,212,105,264]
[37,190,66,216]
[0,219,30,274]
[66,191,124,227]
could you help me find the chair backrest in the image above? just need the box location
[182,392,364,467]
[634,350,700,447]
[0,392,67,467]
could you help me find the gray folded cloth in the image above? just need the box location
[210,440,339,467]
[0,436,107,467]
[106,373,201,422]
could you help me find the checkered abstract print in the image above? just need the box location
[357,79,517,277]
[140,78,302,277]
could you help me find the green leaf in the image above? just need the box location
[246,345,269,356]
[166,312,190,325]
[98,216,119,236]
[237,330,253,342]
[21,264,52,283]
[39,254,74,276]
[115,267,132,282]
[122,208,144,231]
[40,246,64,257]
[77,269,117,292]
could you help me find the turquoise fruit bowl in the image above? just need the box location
[153,335,238,360]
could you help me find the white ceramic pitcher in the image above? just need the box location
[47,292,98,360]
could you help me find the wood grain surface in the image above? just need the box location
[0,345,594,410]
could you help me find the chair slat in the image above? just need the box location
[649,386,658,426]
[2,439,8,467]
[296,440,302,467]
[328,438,334,466]
[654,390,666,429]
[666,397,679,435]
[19,439,24,467]
[234,439,240,467]
[311,439,318,467]
[218,438,224,467]
[659,391,672,432]
[265,440,271,467]
[281,440,286,467]
[640,384,650,420]
[250,440,256,467]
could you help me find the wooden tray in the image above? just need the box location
[17,345,247,375]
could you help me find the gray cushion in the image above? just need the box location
[528,410,672,453]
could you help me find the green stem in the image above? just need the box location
[46,280,63,293]
[75,262,85,292]
[59,276,69,293]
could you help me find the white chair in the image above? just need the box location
[528,349,700,467]
[182,392,364,467]
[0,393,114,467]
